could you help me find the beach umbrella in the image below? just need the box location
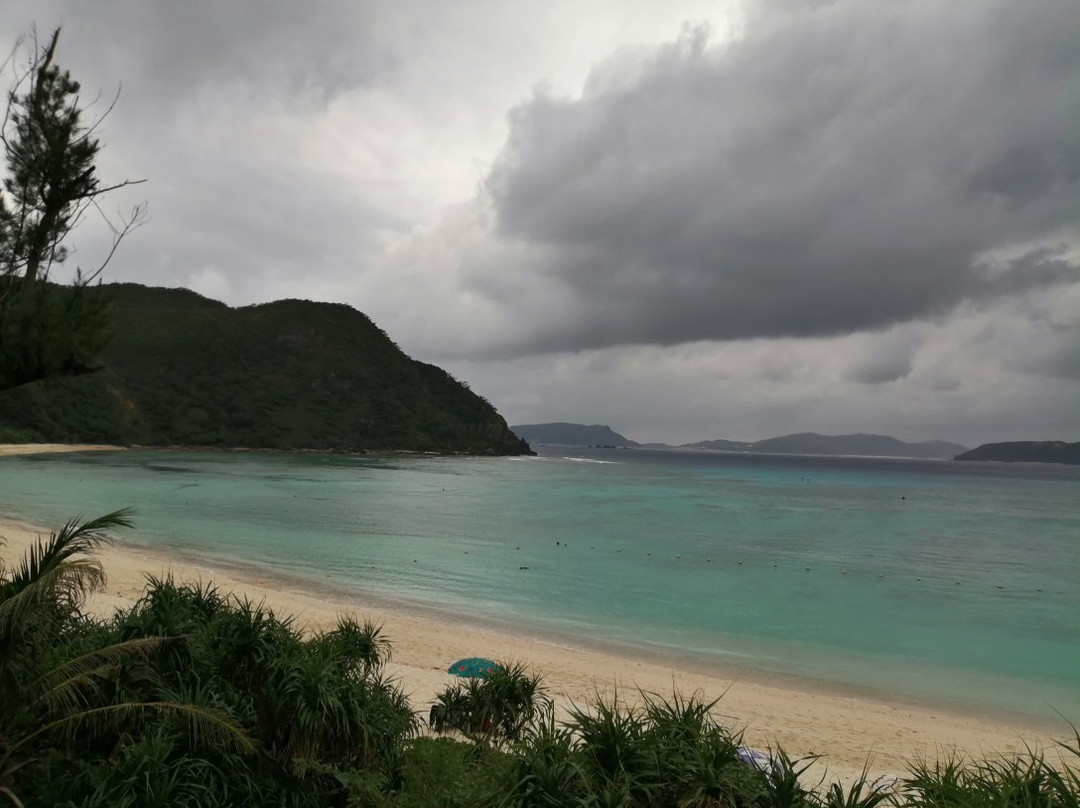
[447,657,501,678]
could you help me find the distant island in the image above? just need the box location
[0,284,531,455]
[684,432,969,460]
[512,423,968,459]
[955,441,1080,465]
[510,422,640,448]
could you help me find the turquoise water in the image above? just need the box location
[1,447,1078,721]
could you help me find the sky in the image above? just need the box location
[2,0,1078,447]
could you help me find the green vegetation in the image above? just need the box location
[0,34,522,456]
[0,283,532,454]
[1,512,415,807]
[1,29,143,393]
[3,514,1078,807]
[429,661,551,747]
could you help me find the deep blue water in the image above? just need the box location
[1,447,1077,720]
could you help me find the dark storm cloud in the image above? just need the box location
[485,0,1080,354]
[4,1,393,108]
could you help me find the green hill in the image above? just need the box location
[955,441,1080,465]
[0,284,531,455]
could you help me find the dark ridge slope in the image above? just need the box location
[0,283,531,455]
[955,441,1080,465]
[510,422,639,447]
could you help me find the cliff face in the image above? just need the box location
[955,441,1080,465]
[0,284,532,455]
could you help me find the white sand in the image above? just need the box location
[0,443,121,456]
[0,443,1068,786]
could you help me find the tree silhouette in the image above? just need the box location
[0,28,144,392]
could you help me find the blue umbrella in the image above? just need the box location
[447,657,501,678]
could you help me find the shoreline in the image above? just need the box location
[1,443,1073,786]
[124,534,1063,734]
[0,442,532,459]
[0,442,123,456]
[1,512,1071,787]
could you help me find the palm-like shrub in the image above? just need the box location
[901,736,1080,808]
[641,690,762,807]
[387,736,516,808]
[572,689,758,807]
[0,512,252,807]
[0,513,418,807]
[499,713,589,807]
[429,661,551,747]
[498,688,779,808]
[111,575,418,787]
[260,635,413,766]
[0,510,128,652]
[568,690,653,803]
[312,616,393,675]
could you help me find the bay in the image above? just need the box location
[2,446,1077,721]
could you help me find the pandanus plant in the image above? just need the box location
[429,660,552,747]
[0,511,251,807]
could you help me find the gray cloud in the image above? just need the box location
[3,2,393,108]
[2,1,1076,445]
[1,1,412,298]
[448,294,1080,447]
[847,353,913,386]
[483,0,1080,354]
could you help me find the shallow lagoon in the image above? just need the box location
[2,446,1077,720]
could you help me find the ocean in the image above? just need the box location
[2,447,1077,722]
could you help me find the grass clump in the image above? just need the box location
[499,688,780,807]
[903,738,1080,808]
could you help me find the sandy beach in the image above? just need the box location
[0,443,1069,787]
[0,443,122,456]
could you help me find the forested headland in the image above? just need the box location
[0,283,531,455]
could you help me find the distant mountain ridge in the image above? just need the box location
[511,423,966,459]
[0,284,531,455]
[683,439,753,452]
[510,423,639,447]
[685,432,969,459]
[955,441,1080,465]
